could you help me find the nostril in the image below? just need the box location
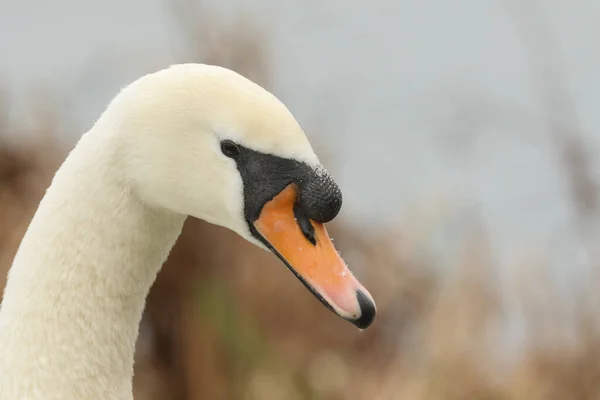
[352,290,377,329]
[293,202,316,245]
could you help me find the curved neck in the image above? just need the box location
[0,130,186,399]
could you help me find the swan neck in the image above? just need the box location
[0,130,186,399]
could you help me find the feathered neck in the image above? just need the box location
[0,127,186,399]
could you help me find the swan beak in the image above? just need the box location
[253,185,376,329]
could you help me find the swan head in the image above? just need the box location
[104,63,376,329]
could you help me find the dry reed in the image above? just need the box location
[1,2,599,399]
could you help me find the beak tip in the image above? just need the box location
[350,289,377,329]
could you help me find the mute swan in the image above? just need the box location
[0,64,376,399]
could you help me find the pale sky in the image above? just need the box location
[1,0,599,271]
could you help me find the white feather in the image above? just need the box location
[0,63,321,399]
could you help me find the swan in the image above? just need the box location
[0,64,376,399]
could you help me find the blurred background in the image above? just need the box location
[1,0,600,398]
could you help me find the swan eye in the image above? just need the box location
[221,140,241,158]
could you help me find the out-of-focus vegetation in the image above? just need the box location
[1,1,599,399]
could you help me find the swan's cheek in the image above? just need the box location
[252,185,376,330]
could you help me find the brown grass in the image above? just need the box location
[1,2,600,399]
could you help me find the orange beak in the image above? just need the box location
[253,184,376,329]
